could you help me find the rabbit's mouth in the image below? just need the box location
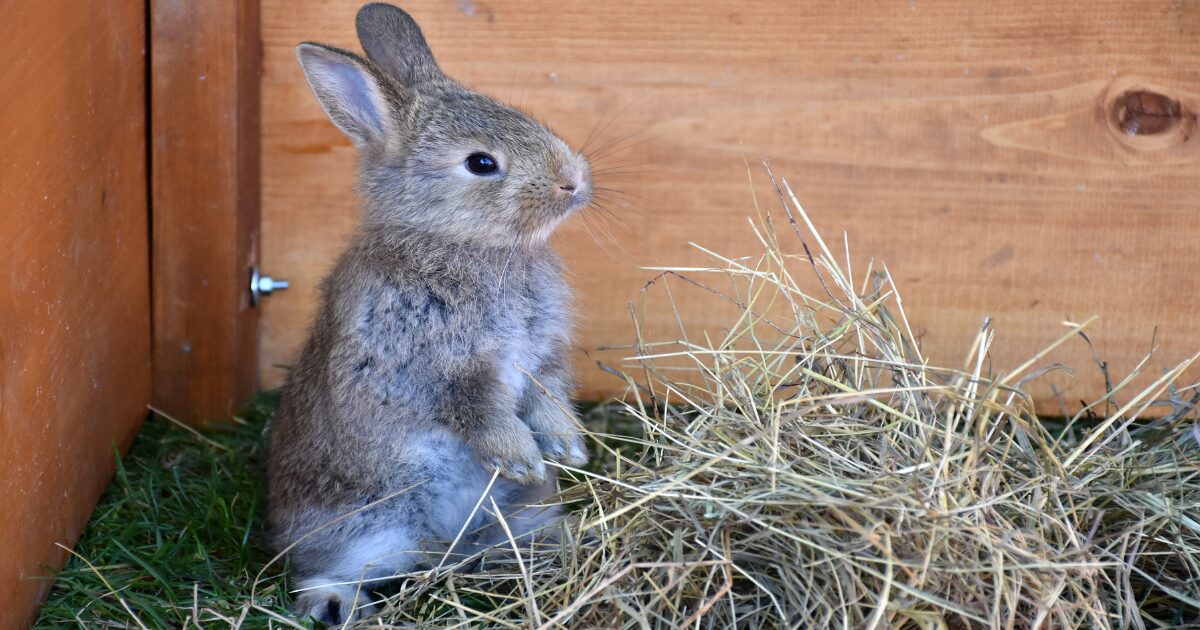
[530,183,589,229]
[522,191,589,243]
[562,184,592,214]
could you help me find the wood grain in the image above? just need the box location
[260,1,1200,407]
[151,0,262,422]
[0,3,150,626]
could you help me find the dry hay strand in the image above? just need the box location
[359,167,1200,629]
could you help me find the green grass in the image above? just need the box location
[33,391,298,629]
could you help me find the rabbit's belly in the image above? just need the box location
[404,426,548,538]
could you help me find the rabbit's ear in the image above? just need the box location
[356,3,443,87]
[296,43,393,147]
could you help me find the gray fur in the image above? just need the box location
[356,2,442,86]
[269,3,590,625]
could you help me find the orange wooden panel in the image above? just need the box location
[260,1,1200,406]
[151,0,262,422]
[0,3,150,627]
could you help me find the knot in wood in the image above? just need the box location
[1111,90,1183,137]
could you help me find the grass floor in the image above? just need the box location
[33,391,292,628]
[33,393,636,628]
[37,392,1200,628]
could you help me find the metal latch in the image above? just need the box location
[250,266,289,306]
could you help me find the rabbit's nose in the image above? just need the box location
[557,160,590,203]
[556,171,583,195]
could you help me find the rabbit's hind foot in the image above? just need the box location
[291,578,377,626]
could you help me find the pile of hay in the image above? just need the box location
[351,171,1200,629]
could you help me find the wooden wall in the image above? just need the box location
[0,3,151,627]
[260,1,1200,406]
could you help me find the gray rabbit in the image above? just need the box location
[266,3,590,623]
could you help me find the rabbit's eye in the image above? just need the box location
[465,153,499,175]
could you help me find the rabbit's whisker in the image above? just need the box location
[578,101,612,154]
[579,96,643,155]
[576,211,634,262]
[591,193,650,221]
[593,186,650,204]
[586,129,658,163]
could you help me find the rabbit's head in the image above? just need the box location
[296,3,591,247]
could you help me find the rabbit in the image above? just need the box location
[266,3,591,624]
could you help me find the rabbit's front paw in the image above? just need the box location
[472,417,547,484]
[534,428,587,467]
[526,404,588,466]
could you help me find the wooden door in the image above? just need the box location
[0,3,151,627]
[260,1,1200,407]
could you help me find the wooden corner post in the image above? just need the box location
[151,0,262,421]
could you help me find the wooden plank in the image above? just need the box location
[151,0,262,421]
[0,3,150,626]
[260,1,1200,407]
